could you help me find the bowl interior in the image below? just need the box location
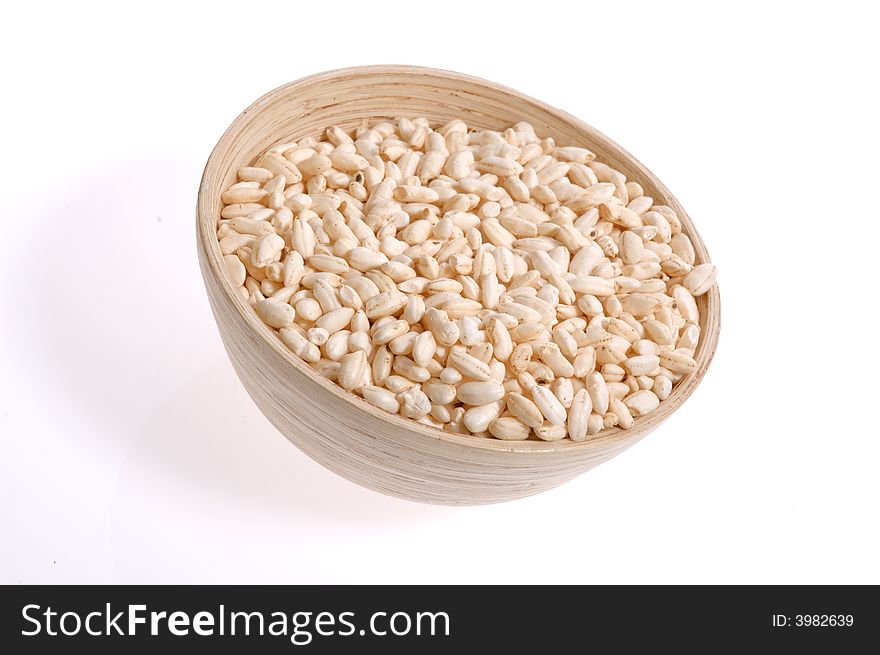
[197,65,720,453]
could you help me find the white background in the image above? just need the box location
[2,1,878,584]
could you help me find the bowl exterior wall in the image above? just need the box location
[199,244,652,504]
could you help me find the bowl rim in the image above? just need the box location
[197,64,720,455]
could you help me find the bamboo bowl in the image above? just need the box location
[197,65,720,505]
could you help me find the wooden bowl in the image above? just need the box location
[196,65,720,505]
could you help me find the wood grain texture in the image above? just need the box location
[196,65,721,505]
